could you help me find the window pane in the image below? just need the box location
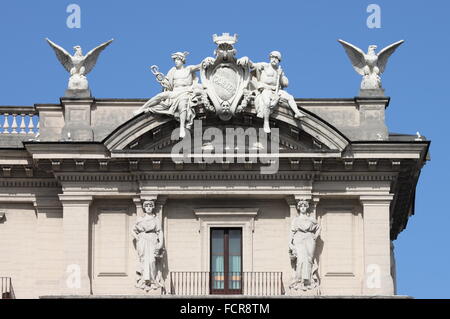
[212,256,224,289]
[228,229,242,290]
[211,229,224,289]
[228,230,241,255]
[211,230,224,254]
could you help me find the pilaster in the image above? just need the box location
[355,97,389,141]
[60,98,95,141]
[33,197,63,297]
[58,194,93,295]
[360,194,395,295]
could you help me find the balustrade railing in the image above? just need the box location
[0,107,39,135]
[1,277,15,299]
[170,271,284,296]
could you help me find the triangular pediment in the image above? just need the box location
[123,118,329,154]
[104,108,349,154]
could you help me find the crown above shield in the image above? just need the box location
[213,33,238,45]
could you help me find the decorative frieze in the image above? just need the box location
[2,167,11,177]
[367,159,378,171]
[313,160,322,171]
[99,160,109,171]
[75,160,85,171]
[391,160,401,170]
[290,159,300,170]
[344,159,354,170]
[221,161,230,170]
[174,161,184,170]
[152,160,161,170]
[129,160,139,171]
[53,171,396,183]
[0,179,60,188]
[24,166,34,177]
[51,160,61,171]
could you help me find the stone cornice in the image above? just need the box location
[110,151,342,159]
[53,171,397,182]
[103,107,350,152]
[350,142,430,159]
[0,178,60,188]
[34,104,62,112]
[354,97,390,109]
[23,142,109,159]
[60,97,94,105]
[0,105,36,113]
[0,149,33,165]
[193,208,260,217]
[360,195,394,205]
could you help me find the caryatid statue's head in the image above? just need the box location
[142,200,156,215]
[296,199,310,215]
[171,51,189,68]
[269,51,282,67]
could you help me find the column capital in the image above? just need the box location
[33,196,63,214]
[33,196,62,208]
[360,195,394,205]
[133,195,168,206]
[58,194,93,206]
[285,194,312,206]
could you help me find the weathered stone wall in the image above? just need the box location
[90,198,136,295]
[0,203,64,298]
[0,195,392,297]
[317,199,364,295]
[35,97,389,143]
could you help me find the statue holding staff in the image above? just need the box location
[134,52,205,139]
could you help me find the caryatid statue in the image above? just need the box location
[132,200,165,292]
[46,38,113,96]
[289,199,321,291]
[238,51,306,133]
[338,39,404,92]
[134,51,205,139]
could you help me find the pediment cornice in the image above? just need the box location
[102,106,350,154]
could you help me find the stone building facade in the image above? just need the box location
[0,35,429,298]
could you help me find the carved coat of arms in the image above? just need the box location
[200,33,250,121]
[134,33,307,137]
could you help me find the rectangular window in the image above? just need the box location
[210,228,242,294]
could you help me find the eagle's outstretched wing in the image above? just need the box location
[46,38,73,73]
[338,39,366,76]
[83,39,114,75]
[377,40,404,74]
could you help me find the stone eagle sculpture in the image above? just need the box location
[338,39,404,90]
[46,38,113,94]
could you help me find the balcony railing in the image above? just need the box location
[0,107,39,135]
[1,277,15,299]
[170,272,284,296]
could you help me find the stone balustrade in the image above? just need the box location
[0,107,39,135]
[1,277,15,299]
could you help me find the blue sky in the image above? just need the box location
[0,0,448,298]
